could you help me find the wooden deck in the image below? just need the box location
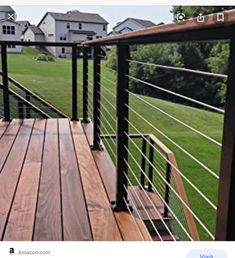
[0,118,152,241]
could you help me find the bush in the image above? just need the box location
[34,53,55,62]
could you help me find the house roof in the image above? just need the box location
[38,10,108,26]
[0,19,20,25]
[69,29,96,36]
[17,20,31,27]
[113,17,156,30]
[0,6,14,13]
[26,25,44,35]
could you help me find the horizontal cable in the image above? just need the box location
[99,89,116,111]
[98,100,116,124]
[127,75,224,114]
[127,59,228,79]
[125,143,214,239]
[97,106,116,135]
[98,73,117,87]
[100,65,117,74]
[127,90,221,147]
[97,123,116,158]
[126,118,218,209]
[124,168,176,241]
[99,83,116,99]
[124,181,163,241]
[126,105,219,180]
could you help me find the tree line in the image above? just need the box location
[107,6,234,109]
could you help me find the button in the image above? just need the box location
[197,13,205,23]
[176,13,186,22]
[187,249,227,258]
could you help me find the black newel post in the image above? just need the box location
[71,45,78,121]
[82,46,89,123]
[1,44,10,121]
[112,44,130,211]
[92,45,102,150]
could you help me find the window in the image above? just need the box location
[7,45,16,49]
[48,34,54,37]
[103,25,106,31]
[87,36,93,40]
[2,25,15,35]
[67,23,70,29]
[96,36,102,39]
[79,23,82,29]
[2,25,6,34]
[59,34,67,41]
[61,47,65,54]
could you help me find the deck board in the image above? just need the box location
[71,121,122,241]
[0,119,22,172]
[0,119,151,241]
[34,119,62,241]
[3,120,46,240]
[58,119,92,241]
[0,119,34,239]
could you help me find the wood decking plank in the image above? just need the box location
[82,122,152,241]
[3,119,46,240]
[114,212,151,241]
[0,119,34,239]
[82,122,116,201]
[71,121,122,241]
[58,119,92,241]
[33,119,62,241]
[0,120,9,139]
[0,119,22,172]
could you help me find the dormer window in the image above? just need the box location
[79,23,82,29]
[67,23,70,29]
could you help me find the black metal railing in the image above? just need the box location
[82,9,235,241]
[1,9,235,241]
[0,41,78,121]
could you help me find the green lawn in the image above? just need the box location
[0,47,223,240]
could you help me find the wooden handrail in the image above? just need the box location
[148,134,200,241]
[83,9,235,45]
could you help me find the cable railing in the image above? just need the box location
[1,10,235,241]
[81,10,235,241]
[0,42,78,120]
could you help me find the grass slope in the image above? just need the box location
[0,47,223,240]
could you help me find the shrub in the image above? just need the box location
[34,53,55,62]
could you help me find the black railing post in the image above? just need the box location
[112,44,130,211]
[215,39,235,241]
[71,44,78,121]
[148,139,154,192]
[92,45,102,150]
[18,100,24,119]
[82,46,89,123]
[25,93,31,118]
[164,161,171,217]
[140,136,147,188]
[1,44,10,121]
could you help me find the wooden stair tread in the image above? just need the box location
[128,186,166,221]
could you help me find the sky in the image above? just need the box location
[12,5,173,32]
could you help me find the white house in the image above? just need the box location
[0,6,22,53]
[109,17,157,35]
[34,10,108,58]
[24,25,45,43]
[17,20,31,35]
